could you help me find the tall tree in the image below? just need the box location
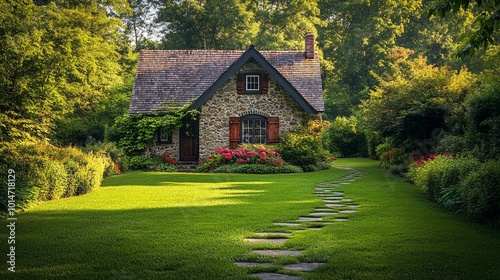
[0,0,129,142]
[156,0,322,50]
[428,0,500,57]
[318,0,421,119]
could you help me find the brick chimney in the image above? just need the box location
[305,33,315,59]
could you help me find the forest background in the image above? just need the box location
[1,0,499,221]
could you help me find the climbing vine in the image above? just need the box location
[108,103,199,155]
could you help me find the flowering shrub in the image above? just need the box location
[159,151,177,165]
[157,151,177,172]
[196,145,291,173]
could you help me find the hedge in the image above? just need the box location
[0,141,112,213]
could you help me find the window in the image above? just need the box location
[229,116,279,149]
[245,75,260,92]
[157,127,173,144]
[241,115,267,144]
[237,73,268,94]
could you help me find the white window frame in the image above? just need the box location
[245,74,260,92]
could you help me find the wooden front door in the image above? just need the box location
[179,119,199,162]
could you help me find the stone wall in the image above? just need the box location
[198,62,307,158]
[146,127,180,159]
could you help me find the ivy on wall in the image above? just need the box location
[108,103,199,155]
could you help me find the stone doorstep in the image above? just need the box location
[251,272,303,280]
[283,262,326,272]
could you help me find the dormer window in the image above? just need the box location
[245,75,260,92]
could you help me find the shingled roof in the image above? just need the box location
[129,46,324,114]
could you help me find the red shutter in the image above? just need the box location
[229,117,241,148]
[261,74,269,94]
[237,74,244,94]
[267,117,279,144]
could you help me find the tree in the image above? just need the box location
[360,47,476,153]
[0,0,130,143]
[156,0,322,50]
[428,0,500,57]
[318,0,421,119]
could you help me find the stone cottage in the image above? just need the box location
[129,33,324,163]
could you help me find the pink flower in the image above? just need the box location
[236,158,245,163]
[331,156,336,161]
[260,152,267,162]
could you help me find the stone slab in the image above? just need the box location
[298,216,323,221]
[273,222,301,227]
[283,262,326,271]
[309,212,338,216]
[245,238,288,244]
[325,203,345,207]
[339,209,357,213]
[255,232,292,237]
[234,262,273,267]
[253,250,302,256]
[251,273,303,280]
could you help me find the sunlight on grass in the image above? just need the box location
[31,179,271,211]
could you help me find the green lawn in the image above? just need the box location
[1,158,500,279]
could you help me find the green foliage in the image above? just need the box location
[328,116,367,157]
[460,160,500,225]
[360,47,476,153]
[0,141,110,212]
[84,140,128,175]
[428,0,500,58]
[276,119,331,170]
[196,145,296,173]
[158,0,322,50]
[0,0,129,142]
[464,78,500,161]
[210,163,303,174]
[410,155,480,204]
[108,104,198,155]
[128,156,158,170]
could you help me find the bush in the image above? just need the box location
[197,146,303,174]
[460,161,500,226]
[276,119,331,171]
[84,140,128,174]
[465,88,500,161]
[410,155,480,203]
[328,116,367,157]
[211,163,303,174]
[0,141,110,213]
[128,156,158,170]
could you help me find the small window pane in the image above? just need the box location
[246,75,260,91]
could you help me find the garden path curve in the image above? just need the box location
[234,166,363,279]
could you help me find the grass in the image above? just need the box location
[1,158,500,279]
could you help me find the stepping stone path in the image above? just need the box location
[235,167,363,279]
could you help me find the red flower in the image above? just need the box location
[260,152,267,162]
